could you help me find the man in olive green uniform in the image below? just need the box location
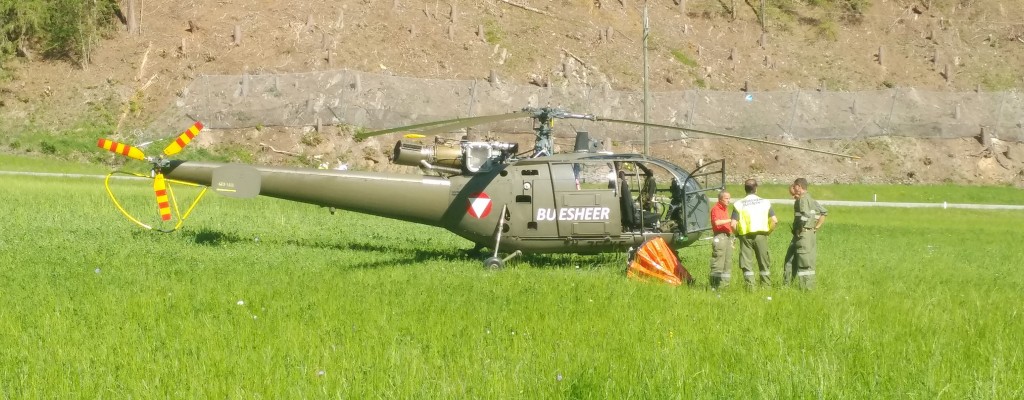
[783,178,828,289]
[731,179,778,288]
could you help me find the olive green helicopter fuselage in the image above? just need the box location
[163,150,723,256]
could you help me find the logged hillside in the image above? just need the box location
[1,0,1023,186]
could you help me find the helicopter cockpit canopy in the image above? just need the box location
[550,153,725,242]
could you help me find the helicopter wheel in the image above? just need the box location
[483,257,505,269]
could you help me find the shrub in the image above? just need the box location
[0,0,120,66]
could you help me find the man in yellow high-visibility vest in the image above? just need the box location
[731,179,778,288]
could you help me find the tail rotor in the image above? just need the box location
[96,121,207,230]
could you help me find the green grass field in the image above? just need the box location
[1,170,1022,398]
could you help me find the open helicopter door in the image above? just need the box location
[674,159,726,234]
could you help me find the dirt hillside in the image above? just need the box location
[1,0,1023,186]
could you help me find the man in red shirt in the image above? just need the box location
[709,190,734,289]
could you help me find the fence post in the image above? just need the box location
[786,90,800,138]
[240,74,249,97]
[884,88,899,134]
[994,91,1008,139]
[687,88,699,127]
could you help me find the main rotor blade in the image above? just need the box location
[416,111,533,136]
[356,111,531,139]
[597,118,860,159]
[97,139,148,161]
[163,121,204,156]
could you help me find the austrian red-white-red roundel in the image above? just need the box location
[467,192,493,219]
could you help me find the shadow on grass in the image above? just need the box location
[188,228,246,246]
[181,228,471,268]
[287,239,475,269]
[180,228,630,270]
[515,252,628,271]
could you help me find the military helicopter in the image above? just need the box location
[96,107,856,268]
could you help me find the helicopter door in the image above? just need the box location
[550,163,614,237]
[507,166,559,239]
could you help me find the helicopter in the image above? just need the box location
[96,107,856,269]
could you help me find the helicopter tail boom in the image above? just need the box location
[163,161,454,226]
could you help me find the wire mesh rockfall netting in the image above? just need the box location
[144,69,1023,144]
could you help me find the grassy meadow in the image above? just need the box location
[1,169,1022,398]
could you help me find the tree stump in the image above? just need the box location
[126,0,139,35]
[979,126,993,148]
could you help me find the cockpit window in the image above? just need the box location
[552,162,616,191]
